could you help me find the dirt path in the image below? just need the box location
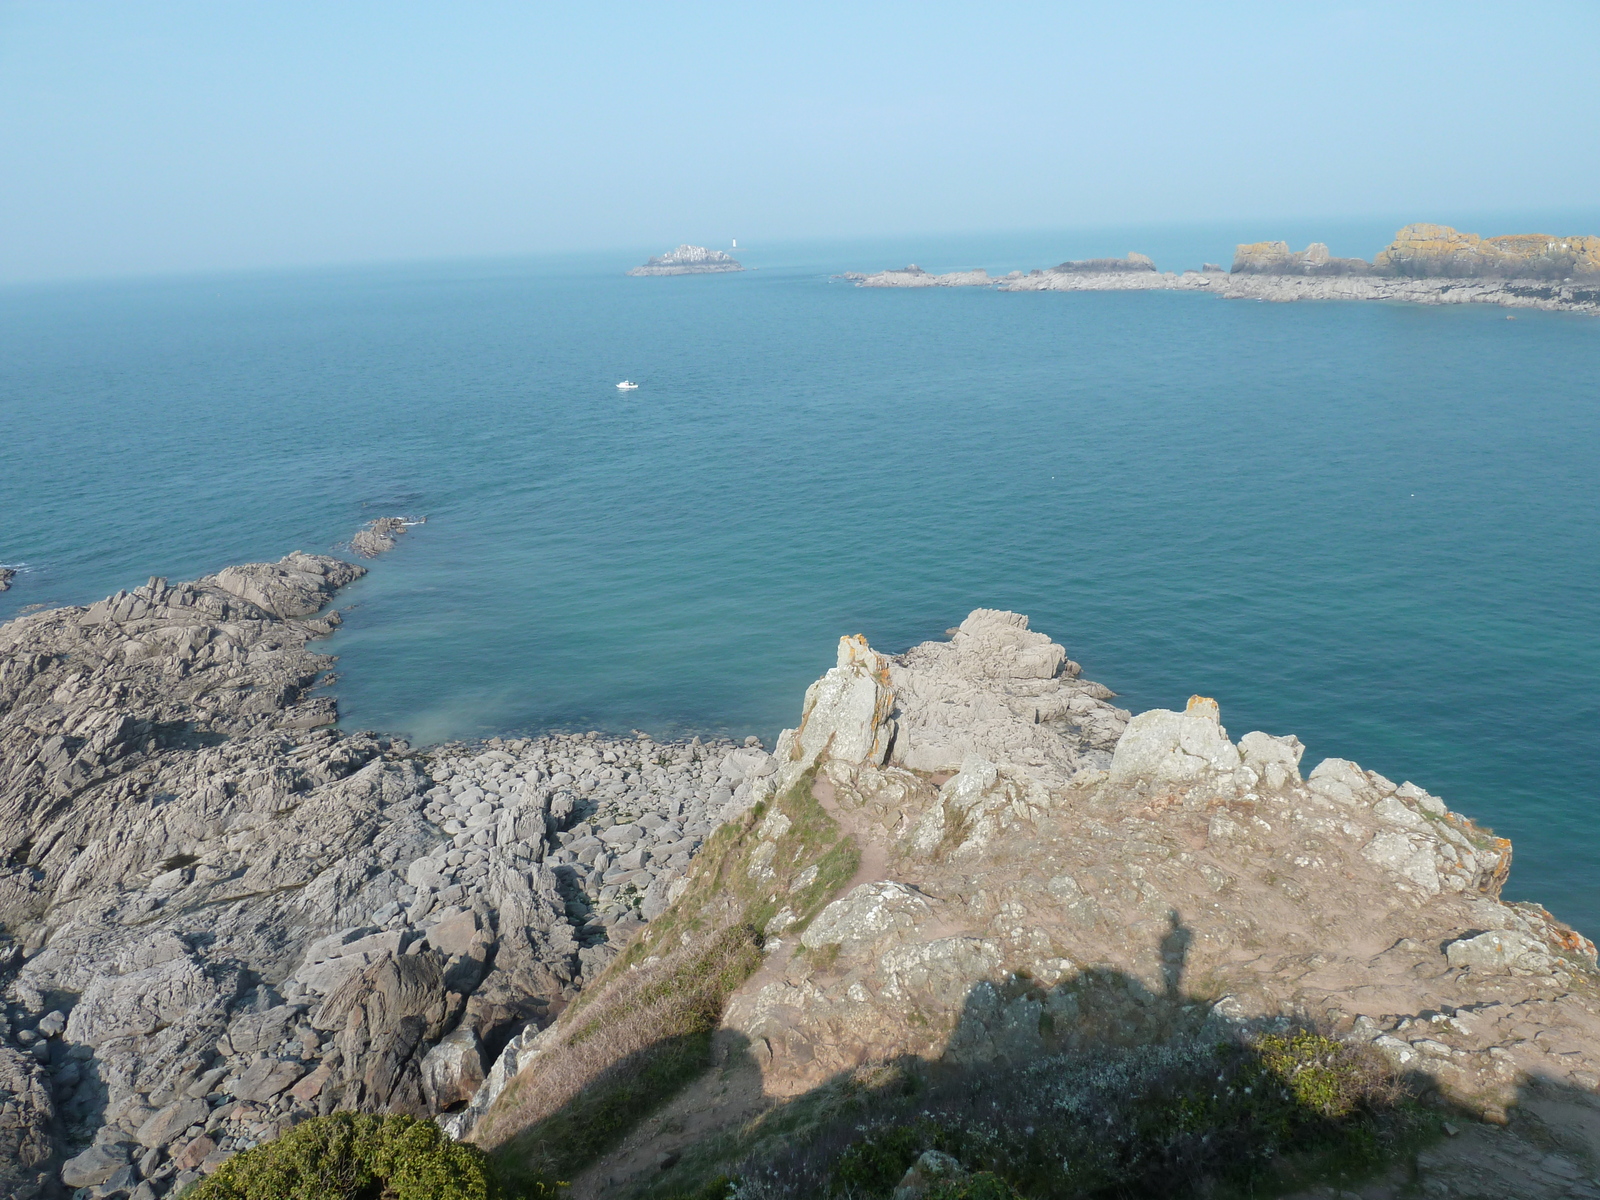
[809,772,889,894]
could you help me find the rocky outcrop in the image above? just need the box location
[1231,240,1374,276]
[1046,251,1157,274]
[1375,223,1600,280]
[848,265,998,288]
[348,516,423,558]
[0,566,14,592]
[1229,225,1600,282]
[848,225,1600,313]
[627,245,743,276]
[513,612,1600,1199]
[0,551,757,1198]
[849,254,1157,289]
[14,546,1600,1197]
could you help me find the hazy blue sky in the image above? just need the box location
[3,1,1598,281]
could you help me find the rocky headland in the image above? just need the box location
[0,534,764,1198]
[460,613,1600,1200]
[6,543,1600,1198]
[627,246,743,277]
[848,224,1600,315]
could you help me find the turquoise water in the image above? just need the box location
[3,230,1599,933]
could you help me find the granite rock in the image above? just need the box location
[627,245,743,276]
[0,547,748,1194]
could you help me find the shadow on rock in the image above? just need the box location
[627,913,1446,1200]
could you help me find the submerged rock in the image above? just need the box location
[348,515,423,558]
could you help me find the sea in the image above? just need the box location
[3,219,1598,933]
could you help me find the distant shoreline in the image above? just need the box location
[844,265,1600,315]
[845,223,1600,314]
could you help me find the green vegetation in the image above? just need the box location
[482,766,861,1193]
[179,1113,511,1200]
[641,1026,1430,1200]
[485,921,761,1192]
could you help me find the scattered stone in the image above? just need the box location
[137,1097,210,1148]
[0,550,744,1175]
[60,1141,128,1188]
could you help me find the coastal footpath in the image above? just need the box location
[848,224,1600,314]
[6,538,1600,1197]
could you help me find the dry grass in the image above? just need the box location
[477,923,760,1164]
[475,769,861,1190]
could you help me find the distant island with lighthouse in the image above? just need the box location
[627,244,743,276]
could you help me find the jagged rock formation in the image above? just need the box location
[1231,240,1375,276]
[347,516,423,558]
[476,611,1600,1200]
[1233,225,1600,282]
[1375,223,1600,280]
[0,547,757,1198]
[1045,251,1157,274]
[0,566,15,592]
[626,245,743,276]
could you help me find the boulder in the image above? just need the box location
[172,1135,217,1172]
[231,1057,306,1103]
[421,1026,487,1111]
[136,1096,210,1147]
[1446,930,1556,974]
[801,882,933,952]
[1108,695,1241,784]
[66,952,218,1047]
[61,1141,128,1188]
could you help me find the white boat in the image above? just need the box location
[616,380,640,390]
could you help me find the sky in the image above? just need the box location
[2,1,1599,283]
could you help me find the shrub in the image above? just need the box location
[926,1173,1021,1200]
[727,1025,1425,1199]
[180,1112,510,1200]
[831,1125,927,1195]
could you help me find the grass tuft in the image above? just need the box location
[481,767,862,1191]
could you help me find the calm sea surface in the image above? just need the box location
[3,227,1598,931]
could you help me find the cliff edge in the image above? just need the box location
[470,610,1600,1200]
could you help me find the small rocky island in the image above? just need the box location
[626,245,743,276]
[5,533,1600,1198]
[849,224,1600,314]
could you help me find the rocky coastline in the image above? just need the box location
[5,539,1600,1197]
[847,223,1600,315]
[626,245,743,276]
[0,534,769,1198]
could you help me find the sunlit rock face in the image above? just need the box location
[1375,223,1600,279]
